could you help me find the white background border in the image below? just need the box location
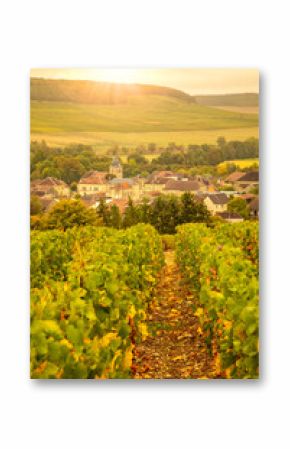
[1,1,289,448]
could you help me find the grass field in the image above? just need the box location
[31,97,258,133]
[218,158,259,171]
[31,93,259,151]
[211,106,259,114]
[31,128,259,152]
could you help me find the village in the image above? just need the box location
[31,156,259,222]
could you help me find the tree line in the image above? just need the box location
[123,137,258,177]
[31,137,258,184]
[31,193,211,234]
[31,141,110,184]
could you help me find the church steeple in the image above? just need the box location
[109,156,123,178]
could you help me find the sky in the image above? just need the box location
[31,68,259,96]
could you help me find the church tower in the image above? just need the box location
[109,156,123,179]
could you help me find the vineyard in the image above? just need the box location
[175,222,259,378]
[31,222,259,379]
[31,224,164,378]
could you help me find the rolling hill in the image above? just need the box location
[30,78,259,150]
[31,78,196,105]
[195,93,259,107]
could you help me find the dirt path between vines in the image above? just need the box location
[133,251,216,379]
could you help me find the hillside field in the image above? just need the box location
[195,93,259,107]
[31,80,258,150]
[31,97,258,133]
[31,128,259,151]
[211,106,259,114]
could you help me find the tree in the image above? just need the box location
[166,196,181,234]
[109,205,122,229]
[97,199,110,226]
[44,200,99,230]
[31,195,43,215]
[227,197,249,219]
[30,141,111,183]
[70,181,78,192]
[122,198,139,228]
[249,185,259,195]
[180,192,210,224]
[127,153,147,165]
[30,215,43,230]
[149,195,180,234]
[136,198,150,223]
[217,136,226,148]
[56,157,85,184]
[225,163,237,174]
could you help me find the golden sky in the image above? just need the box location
[31,68,259,95]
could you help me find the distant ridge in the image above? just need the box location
[31,78,196,105]
[195,93,258,107]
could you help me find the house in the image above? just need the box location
[143,171,187,193]
[108,177,142,201]
[238,171,259,183]
[217,211,244,223]
[204,193,229,215]
[147,171,180,182]
[144,177,170,193]
[81,193,112,209]
[77,171,108,196]
[77,166,143,201]
[163,180,205,196]
[224,172,244,184]
[234,171,259,192]
[193,175,216,192]
[109,157,123,179]
[31,177,70,198]
[249,197,259,218]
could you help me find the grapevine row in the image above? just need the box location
[175,223,259,379]
[31,224,164,379]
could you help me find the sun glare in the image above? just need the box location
[31,68,259,95]
[90,68,139,84]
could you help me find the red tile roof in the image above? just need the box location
[79,172,108,185]
[238,194,257,201]
[31,177,68,187]
[225,172,244,183]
